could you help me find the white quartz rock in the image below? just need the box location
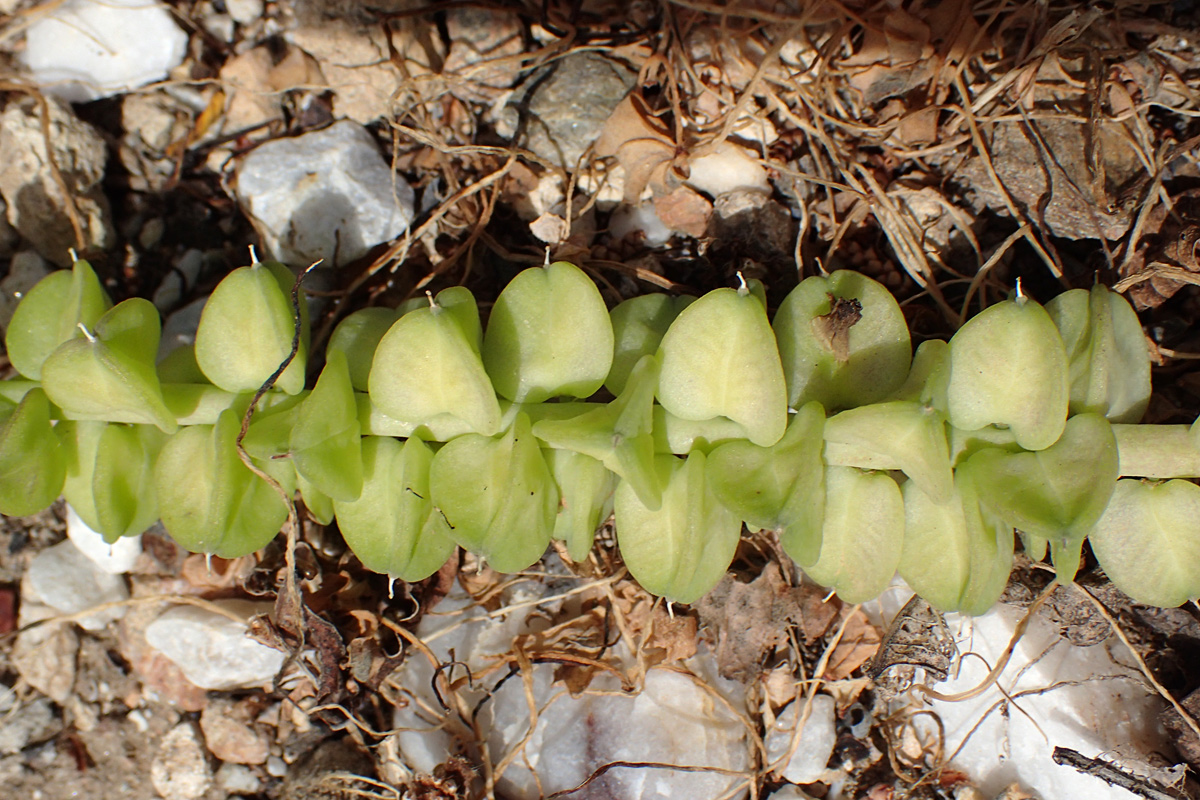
[235,121,415,267]
[23,538,129,630]
[145,600,285,690]
[765,694,837,784]
[484,666,750,800]
[66,504,142,575]
[686,141,771,198]
[21,0,189,103]
[609,202,673,247]
[928,604,1168,800]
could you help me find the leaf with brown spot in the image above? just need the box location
[812,295,863,363]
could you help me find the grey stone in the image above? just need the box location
[483,666,750,800]
[499,52,636,168]
[0,692,55,754]
[955,118,1141,241]
[0,199,18,258]
[235,121,415,267]
[0,99,114,266]
[0,250,52,336]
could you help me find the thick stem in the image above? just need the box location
[1111,424,1200,478]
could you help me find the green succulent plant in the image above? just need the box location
[3,254,1199,612]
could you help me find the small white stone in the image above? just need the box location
[686,141,771,198]
[23,539,129,630]
[235,121,415,267]
[485,666,750,800]
[144,600,285,690]
[765,694,837,784]
[21,0,189,103]
[224,0,263,25]
[216,762,261,795]
[152,723,212,800]
[608,202,673,247]
[265,755,288,777]
[66,504,143,575]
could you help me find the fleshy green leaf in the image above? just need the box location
[824,400,953,502]
[369,287,502,436]
[291,349,362,502]
[155,402,289,557]
[607,293,692,395]
[545,448,614,562]
[614,451,742,604]
[947,295,1068,451]
[334,436,456,581]
[652,407,752,455]
[804,466,904,604]
[1089,479,1200,607]
[706,401,825,565]
[532,354,661,509]
[1046,285,1151,423]
[297,471,335,525]
[6,259,111,380]
[963,412,1118,582]
[58,419,107,531]
[899,472,1013,615]
[92,424,165,542]
[0,388,66,516]
[327,307,401,392]
[429,413,557,572]
[773,270,911,412]
[890,339,950,413]
[41,298,178,433]
[482,261,614,403]
[194,261,307,395]
[657,285,787,447]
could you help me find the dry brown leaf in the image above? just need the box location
[644,603,698,666]
[895,106,940,148]
[842,11,937,106]
[824,609,882,682]
[530,211,569,244]
[696,562,806,682]
[796,582,841,645]
[594,95,677,202]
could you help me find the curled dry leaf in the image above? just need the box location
[594,94,678,202]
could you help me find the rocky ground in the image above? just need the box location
[1,1,1200,799]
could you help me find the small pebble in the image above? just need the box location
[144,600,284,690]
[21,0,189,102]
[216,763,261,795]
[235,120,415,267]
[66,505,143,575]
[151,723,212,800]
[23,538,128,630]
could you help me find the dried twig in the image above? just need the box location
[1052,746,1190,800]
